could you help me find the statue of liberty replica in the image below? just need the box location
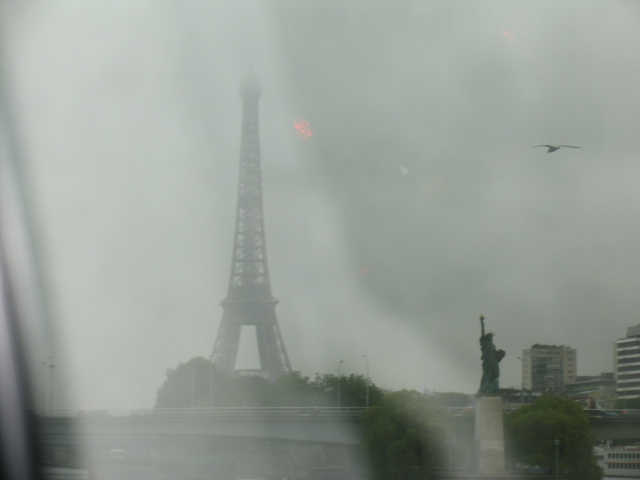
[478,314,506,394]
[474,315,506,474]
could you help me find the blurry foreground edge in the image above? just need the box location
[0,234,42,479]
[0,41,45,480]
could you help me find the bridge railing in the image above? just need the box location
[35,406,368,419]
[37,406,640,421]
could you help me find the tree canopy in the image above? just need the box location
[154,357,383,408]
[361,390,454,480]
[505,395,602,480]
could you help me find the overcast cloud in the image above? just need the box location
[2,1,640,410]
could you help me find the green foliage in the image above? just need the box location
[445,410,475,472]
[155,358,384,408]
[505,395,602,480]
[362,390,453,480]
[267,372,324,406]
[311,373,384,407]
[224,375,270,407]
[155,357,230,408]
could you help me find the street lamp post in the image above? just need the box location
[337,360,344,408]
[48,357,54,416]
[191,361,195,408]
[554,439,561,475]
[42,359,48,415]
[209,353,214,408]
[363,355,369,408]
[518,356,524,403]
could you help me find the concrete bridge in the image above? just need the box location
[35,406,640,479]
[587,412,640,441]
[37,407,366,479]
[38,406,640,447]
[38,407,365,447]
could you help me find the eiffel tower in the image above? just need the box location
[211,73,293,380]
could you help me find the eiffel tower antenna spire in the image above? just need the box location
[211,74,292,380]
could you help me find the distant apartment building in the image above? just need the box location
[614,325,640,400]
[521,344,577,393]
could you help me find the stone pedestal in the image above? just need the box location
[475,394,506,474]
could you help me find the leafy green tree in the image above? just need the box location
[155,357,227,408]
[268,373,313,406]
[155,357,269,408]
[505,395,602,480]
[155,359,384,408]
[443,409,475,472]
[224,374,270,407]
[362,390,453,480]
[312,373,384,407]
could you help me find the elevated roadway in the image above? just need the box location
[37,407,365,447]
[587,412,640,441]
[36,406,640,448]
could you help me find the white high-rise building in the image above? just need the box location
[614,325,640,400]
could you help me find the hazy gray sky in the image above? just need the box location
[2,1,640,410]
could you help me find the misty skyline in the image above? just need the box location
[2,1,640,410]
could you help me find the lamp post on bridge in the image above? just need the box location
[209,352,214,408]
[42,359,48,415]
[363,354,369,408]
[190,361,196,408]
[47,357,54,416]
[518,356,524,404]
[337,360,344,409]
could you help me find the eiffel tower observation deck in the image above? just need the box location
[211,73,292,380]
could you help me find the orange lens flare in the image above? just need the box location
[502,28,516,41]
[294,118,313,140]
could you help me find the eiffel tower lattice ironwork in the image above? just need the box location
[211,73,292,380]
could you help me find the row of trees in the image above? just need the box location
[155,356,384,408]
[362,390,454,480]
[361,393,601,480]
[506,396,602,480]
[155,358,602,480]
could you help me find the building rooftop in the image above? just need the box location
[626,325,640,338]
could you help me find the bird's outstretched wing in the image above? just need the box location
[559,145,581,148]
[532,145,553,148]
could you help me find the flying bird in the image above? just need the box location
[532,145,581,154]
